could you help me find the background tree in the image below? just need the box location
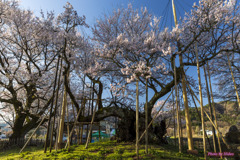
[0,1,59,141]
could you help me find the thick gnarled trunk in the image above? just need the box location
[10,115,26,142]
[9,113,40,143]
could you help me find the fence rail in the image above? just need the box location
[0,138,45,151]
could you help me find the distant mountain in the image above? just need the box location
[182,101,239,127]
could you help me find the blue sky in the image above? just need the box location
[18,0,215,108]
[19,0,198,31]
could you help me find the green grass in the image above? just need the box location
[0,141,206,160]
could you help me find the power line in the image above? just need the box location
[160,0,171,30]
[163,1,170,29]
[175,0,188,14]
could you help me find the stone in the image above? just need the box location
[225,125,240,144]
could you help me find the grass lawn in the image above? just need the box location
[0,140,206,160]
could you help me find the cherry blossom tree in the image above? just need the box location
[91,4,180,113]
[83,0,240,145]
[0,1,59,140]
[1,0,239,149]
[209,52,239,105]
[50,2,89,147]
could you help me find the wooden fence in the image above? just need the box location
[0,139,45,151]
[168,137,224,150]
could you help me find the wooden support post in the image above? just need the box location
[50,56,63,152]
[44,55,61,153]
[145,78,148,154]
[195,43,207,159]
[172,0,193,151]
[57,70,69,149]
[179,95,183,145]
[187,84,213,151]
[172,88,176,147]
[207,62,222,156]
[90,82,95,144]
[186,77,230,150]
[136,79,139,159]
[227,54,240,109]
[173,56,182,152]
[183,68,214,151]
[20,116,46,153]
[71,101,77,144]
[66,99,70,151]
[64,104,83,149]
[80,75,86,144]
[203,66,217,153]
[85,104,97,149]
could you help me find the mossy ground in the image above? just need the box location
[0,140,207,160]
